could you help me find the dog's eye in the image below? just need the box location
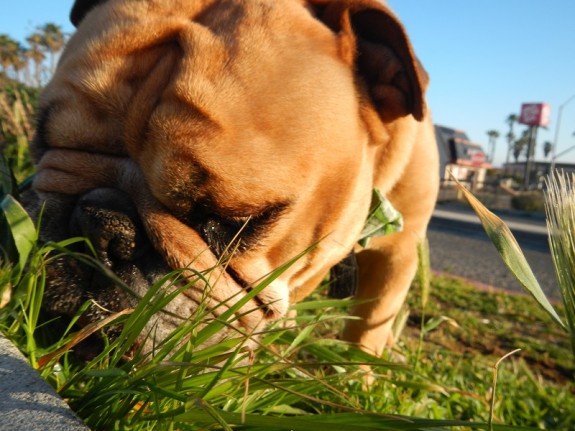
[193,202,289,257]
[199,216,251,256]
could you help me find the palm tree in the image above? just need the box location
[486,129,500,163]
[506,131,515,154]
[0,34,20,79]
[14,45,29,83]
[512,130,530,162]
[543,141,553,159]
[39,23,65,75]
[26,32,45,87]
[505,114,518,165]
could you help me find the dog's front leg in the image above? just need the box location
[343,121,439,357]
[343,229,421,357]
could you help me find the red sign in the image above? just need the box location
[518,103,550,127]
[470,150,486,166]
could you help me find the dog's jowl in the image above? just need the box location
[27,0,439,357]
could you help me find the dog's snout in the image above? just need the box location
[71,188,149,266]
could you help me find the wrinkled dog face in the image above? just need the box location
[29,0,428,353]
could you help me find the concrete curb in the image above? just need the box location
[0,334,88,431]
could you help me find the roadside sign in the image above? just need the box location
[519,103,550,127]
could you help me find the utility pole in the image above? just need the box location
[551,138,575,169]
[518,103,550,189]
[523,126,538,190]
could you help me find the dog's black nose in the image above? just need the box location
[71,188,150,267]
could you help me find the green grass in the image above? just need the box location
[404,276,574,428]
[1,85,574,430]
[0,84,36,183]
[1,220,573,429]
[545,172,575,358]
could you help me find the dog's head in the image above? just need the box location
[29,0,427,352]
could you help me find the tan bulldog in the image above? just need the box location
[28,0,438,357]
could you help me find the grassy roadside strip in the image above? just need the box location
[402,274,574,428]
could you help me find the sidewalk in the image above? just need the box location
[433,203,548,236]
[0,334,88,431]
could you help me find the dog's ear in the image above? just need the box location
[70,0,108,27]
[311,0,428,122]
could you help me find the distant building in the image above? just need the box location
[434,125,492,188]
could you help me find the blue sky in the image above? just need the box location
[388,0,575,166]
[2,1,575,167]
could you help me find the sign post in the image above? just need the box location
[518,103,550,189]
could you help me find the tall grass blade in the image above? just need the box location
[192,243,317,348]
[416,238,431,310]
[545,171,575,358]
[452,177,565,329]
[414,238,431,368]
[0,154,19,197]
[488,349,521,430]
[170,409,492,430]
[1,194,36,281]
[37,308,133,368]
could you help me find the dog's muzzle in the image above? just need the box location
[38,189,163,353]
[36,185,280,358]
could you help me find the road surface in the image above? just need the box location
[428,204,559,301]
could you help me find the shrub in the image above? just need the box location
[510,191,545,212]
[0,83,37,183]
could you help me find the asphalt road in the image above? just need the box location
[428,203,559,301]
